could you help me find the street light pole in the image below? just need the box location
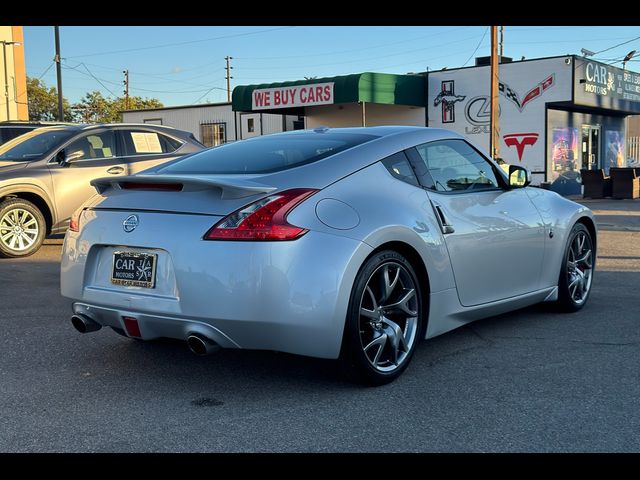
[1,40,20,122]
[623,50,636,72]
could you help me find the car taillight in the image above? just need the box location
[69,208,83,232]
[204,188,318,241]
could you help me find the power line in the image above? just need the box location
[63,60,227,96]
[462,27,489,66]
[66,27,296,59]
[36,62,55,80]
[234,32,487,72]
[233,26,471,60]
[130,85,227,94]
[594,35,640,56]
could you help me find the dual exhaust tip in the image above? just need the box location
[71,314,220,356]
[186,334,221,356]
[71,314,102,334]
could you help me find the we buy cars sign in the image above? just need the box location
[252,82,334,110]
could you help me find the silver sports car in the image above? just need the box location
[61,126,596,385]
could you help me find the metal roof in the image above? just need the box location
[232,72,426,111]
[120,101,232,114]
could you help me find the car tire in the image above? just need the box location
[0,198,47,258]
[556,223,595,312]
[340,250,424,386]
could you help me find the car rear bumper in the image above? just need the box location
[61,209,373,359]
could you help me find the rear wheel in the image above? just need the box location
[340,250,423,385]
[0,198,46,258]
[556,223,595,312]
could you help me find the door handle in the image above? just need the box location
[431,202,455,234]
[107,166,124,175]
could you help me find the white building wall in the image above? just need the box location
[122,104,238,143]
[305,103,425,128]
[122,104,298,143]
[428,57,574,184]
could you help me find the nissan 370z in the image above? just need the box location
[61,127,596,385]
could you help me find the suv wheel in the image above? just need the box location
[0,198,47,258]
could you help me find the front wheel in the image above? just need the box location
[340,250,424,386]
[0,198,47,258]
[556,223,595,312]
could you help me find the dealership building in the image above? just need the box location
[123,55,640,195]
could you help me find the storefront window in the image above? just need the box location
[605,130,625,173]
[551,127,579,177]
[550,127,581,195]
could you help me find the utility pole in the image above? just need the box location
[490,26,500,159]
[499,26,504,58]
[123,69,129,110]
[54,26,64,121]
[225,56,233,103]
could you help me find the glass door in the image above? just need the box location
[581,125,601,170]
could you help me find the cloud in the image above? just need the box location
[171,66,183,74]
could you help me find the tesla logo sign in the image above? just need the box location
[504,133,539,161]
[434,81,465,123]
[500,75,555,112]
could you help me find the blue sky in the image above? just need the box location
[23,26,640,107]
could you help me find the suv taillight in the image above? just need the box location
[204,188,318,241]
[69,208,83,232]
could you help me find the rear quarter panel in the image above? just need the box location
[288,161,456,294]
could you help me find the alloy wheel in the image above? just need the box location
[0,208,40,252]
[566,230,594,305]
[358,261,419,372]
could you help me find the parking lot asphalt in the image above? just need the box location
[1,200,639,452]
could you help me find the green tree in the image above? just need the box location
[26,77,73,121]
[72,91,163,123]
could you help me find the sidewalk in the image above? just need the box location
[573,197,640,232]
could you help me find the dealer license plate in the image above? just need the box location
[111,251,157,288]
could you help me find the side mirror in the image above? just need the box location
[55,149,68,165]
[508,165,531,188]
[57,149,84,166]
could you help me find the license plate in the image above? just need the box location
[111,251,157,288]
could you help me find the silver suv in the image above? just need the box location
[0,123,204,257]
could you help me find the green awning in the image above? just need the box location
[232,72,426,111]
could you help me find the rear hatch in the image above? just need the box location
[73,174,279,304]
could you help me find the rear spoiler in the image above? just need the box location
[91,174,277,199]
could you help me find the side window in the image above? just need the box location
[65,131,117,160]
[120,130,182,155]
[414,139,500,192]
[382,152,419,187]
[158,134,182,153]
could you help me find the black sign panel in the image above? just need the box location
[111,251,157,288]
[574,59,640,113]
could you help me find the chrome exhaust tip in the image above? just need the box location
[186,334,220,356]
[71,314,102,334]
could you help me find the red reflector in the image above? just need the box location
[121,182,183,191]
[123,316,141,337]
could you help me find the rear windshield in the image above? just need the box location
[0,127,37,145]
[0,129,75,161]
[157,132,377,174]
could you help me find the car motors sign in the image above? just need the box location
[252,82,334,110]
[574,60,640,113]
